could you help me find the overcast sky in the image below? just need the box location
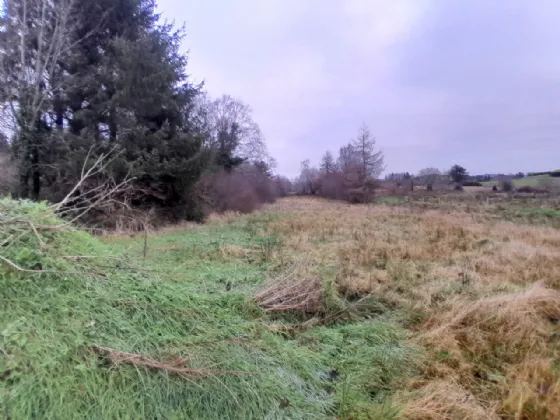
[157,0,559,178]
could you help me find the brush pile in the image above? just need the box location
[254,266,324,314]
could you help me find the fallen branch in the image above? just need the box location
[0,255,105,278]
[92,346,249,379]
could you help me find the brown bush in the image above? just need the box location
[517,186,549,194]
[199,165,279,214]
[317,167,376,203]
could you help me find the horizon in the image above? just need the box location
[156,0,559,178]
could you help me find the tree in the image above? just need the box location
[351,123,384,202]
[352,124,384,179]
[448,165,468,184]
[201,94,272,171]
[0,0,82,199]
[298,159,319,195]
[320,151,336,174]
[337,143,357,172]
[417,167,441,189]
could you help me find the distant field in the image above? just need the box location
[482,174,560,188]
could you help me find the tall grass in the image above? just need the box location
[264,197,560,419]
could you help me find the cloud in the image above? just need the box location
[158,0,560,177]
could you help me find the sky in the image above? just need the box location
[157,0,560,178]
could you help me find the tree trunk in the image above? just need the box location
[109,107,117,142]
[19,167,30,199]
[31,143,41,200]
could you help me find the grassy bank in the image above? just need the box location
[1,199,414,419]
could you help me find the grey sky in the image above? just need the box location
[157,0,560,177]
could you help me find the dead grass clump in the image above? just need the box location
[501,359,560,420]
[423,282,560,365]
[399,380,496,420]
[253,267,324,313]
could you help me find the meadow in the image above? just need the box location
[1,193,559,419]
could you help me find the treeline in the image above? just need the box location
[294,124,384,203]
[0,0,286,225]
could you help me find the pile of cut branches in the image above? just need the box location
[254,266,324,314]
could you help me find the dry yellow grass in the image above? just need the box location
[259,197,560,419]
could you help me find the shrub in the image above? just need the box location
[516,186,549,194]
[492,185,498,191]
[199,165,278,214]
[453,183,464,191]
[500,179,514,192]
[462,181,483,187]
[550,170,560,178]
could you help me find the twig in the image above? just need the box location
[0,255,63,274]
[0,255,103,278]
[92,346,249,378]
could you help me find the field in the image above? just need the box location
[482,174,560,189]
[2,194,560,419]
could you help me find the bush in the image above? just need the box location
[492,185,498,192]
[517,186,549,194]
[453,183,464,191]
[317,168,377,204]
[198,165,278,214]
[462,181,483,187]
[500,179,514,192]
[550,170,560,178]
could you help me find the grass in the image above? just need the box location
[482,174,560,188]
[264,197,560,419]
[1,199,415,419]
[2,194,559,418]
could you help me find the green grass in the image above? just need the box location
[482,174,560,188]
[1,199,415,419]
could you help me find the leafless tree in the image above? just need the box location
[417,167,442,190]
[0,0,82,198]
[297,159,320,195]
[320,150,337,174]
[351,123,384,202]
[337,143,357,172]
[200,93,273,167]
[352,124,384,179]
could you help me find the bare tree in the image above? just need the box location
[337,143,357,172]
[298,159,319,195]
[352,124,384,179]
[351,123,384,202]
[320,150,336,174]
[0,0,81,199]
[201,94,273,167]
[417,167,441,190]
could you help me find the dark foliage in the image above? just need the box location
[449,165,469,184]
[516,186,550,194]
[0,0,277,224]
[462,181,483,187]
[527,171,552,177]
[500,179,514,192]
